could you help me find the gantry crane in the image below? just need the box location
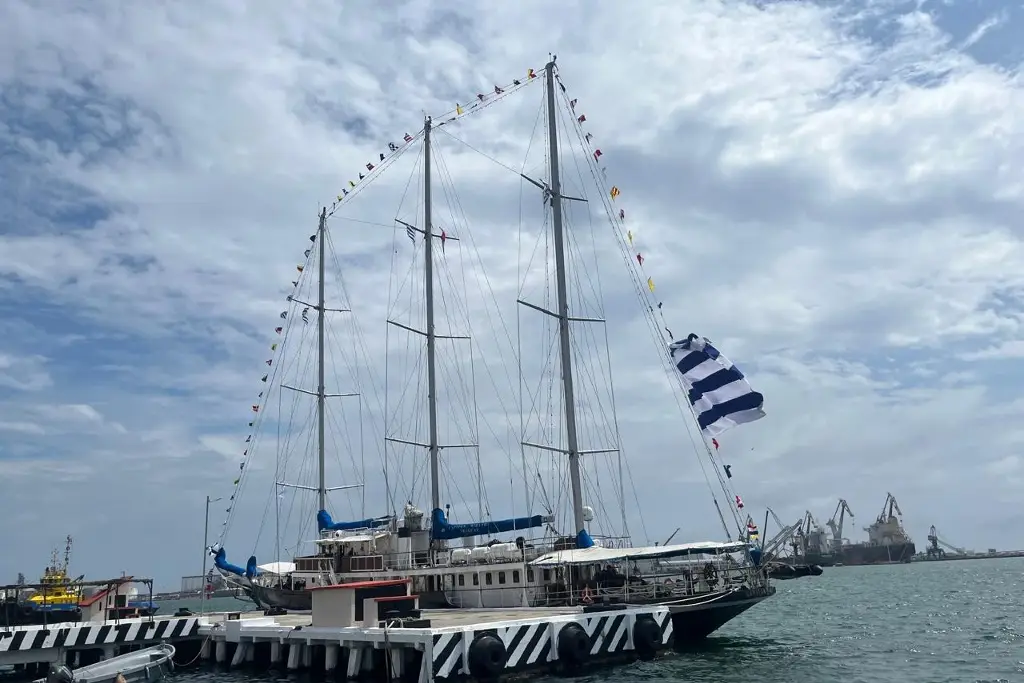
[826,499,855,553]
[762,516,803,561]
[926,525,966,558]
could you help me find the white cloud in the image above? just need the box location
[0,353,53,391]
[1,0,1023,588]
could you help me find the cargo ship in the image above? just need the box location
[794,493,916,566]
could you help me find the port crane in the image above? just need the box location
[826,499,855,553]
[761,508,803,561]
[926,525,966,558]
[791,511,828,556]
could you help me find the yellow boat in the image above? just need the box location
[26,567,81,606]
[26,536,82,607]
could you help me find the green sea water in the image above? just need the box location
[167,558,1023,682]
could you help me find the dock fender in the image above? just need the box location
[467,633,507,680]
[557,623,590,667]
[632,616,662,657]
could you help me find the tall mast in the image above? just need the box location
[423,116,441,514]
[544,60,586,537]
[316,207,328,513]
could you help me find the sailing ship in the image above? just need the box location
[211,58,774,641]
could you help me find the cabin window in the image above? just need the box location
[473,574,479,586]
[512,570,521,583]
[527,569,535,582]
[458,574,465,586]
[543,569,551,581]
[498,571,506,585]
[485,573,493,585]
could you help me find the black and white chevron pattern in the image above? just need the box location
[500,622,551,668]
[0,617,200,654]
[431,631,464,679]
[431,609,674,679]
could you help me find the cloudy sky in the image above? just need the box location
[2,0,1023,590]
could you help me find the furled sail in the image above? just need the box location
[430,507,547,541]
[316,509,392,533]
[669,334,765,437]
[212,547,260,579]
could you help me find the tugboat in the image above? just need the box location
[2,536,84,626]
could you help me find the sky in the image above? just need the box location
[1,0,1023,590]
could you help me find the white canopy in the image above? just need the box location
[256,561,296,575]
[312,530,390,545]
[529,540,749,567]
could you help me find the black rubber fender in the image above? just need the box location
[557,623,591,667]
[632,616,662,658]
[467,633,507,680]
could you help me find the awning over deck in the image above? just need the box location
[529,540,749,567]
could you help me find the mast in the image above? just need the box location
[544,59,586,537]
[423,116,441,514]
[316,207,327,513]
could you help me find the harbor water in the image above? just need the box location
[162,558,1021,683]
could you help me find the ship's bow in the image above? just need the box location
[668,583,776,646]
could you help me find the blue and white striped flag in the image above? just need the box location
[669,333,765,438]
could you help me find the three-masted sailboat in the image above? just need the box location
[211,58,774,641]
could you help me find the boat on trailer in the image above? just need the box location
[210,57,775,643]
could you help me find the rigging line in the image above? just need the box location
[222,266,311,545]
[554,84,711,539]
[556,85,738,540]
[381,147,424,514]
[431,145,521,399]
[431,75,540,131]
[430,171,518,454]
[513,95,548,522]
[430,163,528,486]
[322,76,538,225]
[325,140,418,220]
[330,216,404,230]
[434,127,526,180]
[323,236,387,479]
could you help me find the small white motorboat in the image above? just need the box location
[39,643,175,683]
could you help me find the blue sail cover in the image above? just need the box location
[430,508,546,541]
[317,509,392,533]
[576,529,595,549]
[212,548,260,578]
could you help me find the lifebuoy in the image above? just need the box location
[632,616,662,658]
[703,563,718,585]
[467,633,507,680]
[581,586,593,605]
[557,623,590,668]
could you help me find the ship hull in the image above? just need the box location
[245,584,311,611]
[799,542,915,567]
[668,584,776,644]
[1,599,82,626]
[840,542,916,565]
